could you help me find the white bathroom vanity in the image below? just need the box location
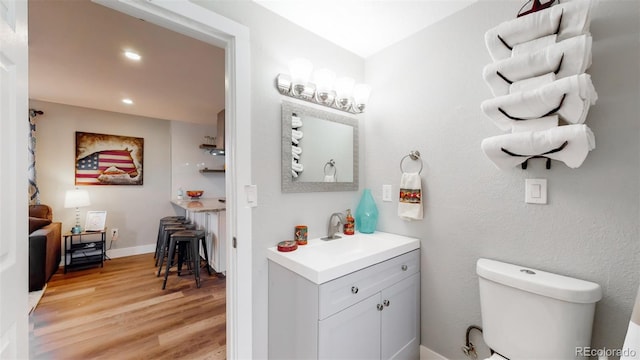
[267,232,420,359]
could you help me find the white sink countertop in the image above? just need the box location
[266,231,420,284]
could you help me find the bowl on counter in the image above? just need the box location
[186,190,204,199]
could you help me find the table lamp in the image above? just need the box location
[64,188,90,234]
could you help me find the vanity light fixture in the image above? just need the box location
[276,58,370,114]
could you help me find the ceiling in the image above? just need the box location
[28,0,225,125]
[253,0,478,58]
[28,1,476,124]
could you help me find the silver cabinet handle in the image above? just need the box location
[351,286,359,294]
[401,265,408,271]
[383,300,390,307]
[377,304,384,311]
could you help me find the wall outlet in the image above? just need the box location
[111,228,119,241]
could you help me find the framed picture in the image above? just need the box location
[75,132,144,185]
[85,211,107,232]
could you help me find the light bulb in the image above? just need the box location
[353,84,371,112]
[313,68,336,104]
[288,58,313,96]
[334,77,355,110]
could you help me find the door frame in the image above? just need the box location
[92,1,253,358]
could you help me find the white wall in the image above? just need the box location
[30,100,214,255]
[170,120,225,199]
[365,1,640,358]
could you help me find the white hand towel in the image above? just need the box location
[398,173,423,221]
[481,73,597,131]
[511,115,559,133]
[291,115,303,128]
[509,72,556,94]
[512,34,557,58]
[481,124,595,170]
[485,0,592,61]
[323,175,336,182]
[483,34,592,97]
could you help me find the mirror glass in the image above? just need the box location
[282,101,358,192]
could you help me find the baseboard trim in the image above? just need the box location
[421,345,449,360]
[106,244,155,259]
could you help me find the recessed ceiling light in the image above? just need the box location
[124,51,141,61]
[122,98,133,105]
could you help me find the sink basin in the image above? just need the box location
[267,231,420,284]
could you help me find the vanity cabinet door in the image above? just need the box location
[381,273,420,360]
[318,293,381,360]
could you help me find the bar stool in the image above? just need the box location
[162,229,211,289]
[156,223,196,269]
[154,217,189,264]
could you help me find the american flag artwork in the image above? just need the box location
[75,132,143,185]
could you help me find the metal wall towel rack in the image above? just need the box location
[500,140,568,169]
[400,150,423,174]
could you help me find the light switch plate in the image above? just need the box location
[382,185,392,202]
[245,185,258,207]
[525,179,547,204]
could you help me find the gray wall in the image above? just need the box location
[193,1,366,357]
[365,1,640,358]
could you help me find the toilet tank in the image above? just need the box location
[477,258,602,360]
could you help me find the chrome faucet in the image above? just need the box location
[322,212,346,240]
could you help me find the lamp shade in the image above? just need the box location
[64,189,90,208]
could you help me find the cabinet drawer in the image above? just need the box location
[318,249,419,319]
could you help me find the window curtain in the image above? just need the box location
[28,110,41,205]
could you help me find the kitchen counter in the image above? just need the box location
[171,198,226,212]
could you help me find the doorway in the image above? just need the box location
[28,0,253,358]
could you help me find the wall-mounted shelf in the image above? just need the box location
[199,168,225,173]
[199,143,225,155]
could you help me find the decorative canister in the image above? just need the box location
[355,189,378,234]
[277,240,298,252]
[295,225,308,245]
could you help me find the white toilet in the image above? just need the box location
[477,258,603,360]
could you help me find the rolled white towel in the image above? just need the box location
[292,160,304,173]
[291,115,302,128]
[291,129,304,145]
[485,0,592,61]
[512,34,557,58]
[511,115,559,134]
[481,124,595,170]
[481,73,598,131]
[509,72,557,94]
[483,34,592,97]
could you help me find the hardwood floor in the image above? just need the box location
[29,253,226,360]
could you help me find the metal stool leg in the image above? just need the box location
[162,237,178,290]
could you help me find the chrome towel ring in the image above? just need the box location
[400,150,423,174]
[324,159,337,176]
